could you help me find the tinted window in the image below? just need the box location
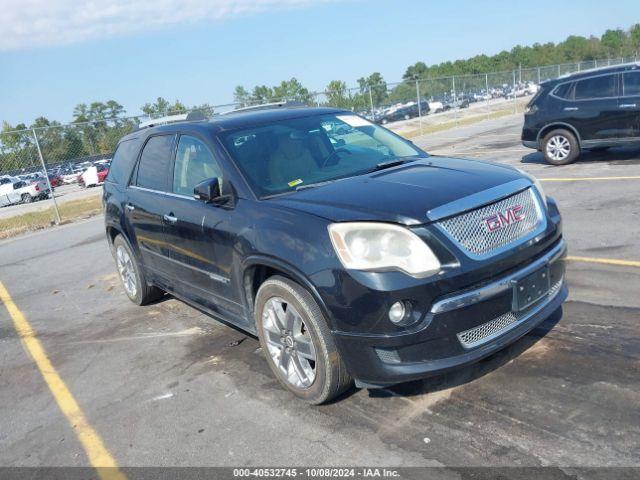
[173,136,222,196]
[552,83,573,99]
[107,138,140,185]
[135,135,175,191]
[623,72,640,96]
[574,74,617,100]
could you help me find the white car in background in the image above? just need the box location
[0,177,50,206]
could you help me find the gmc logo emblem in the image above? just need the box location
[484,205,525,232]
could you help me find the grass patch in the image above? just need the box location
[398,107,519,139]
[0,195,103,240]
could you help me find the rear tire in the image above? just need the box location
[112,235,163,305]
[255,276,353,404]
[542,129,579,165]
[21,194,33,203]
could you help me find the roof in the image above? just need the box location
[542,62,640,85]
[120,106,346,142]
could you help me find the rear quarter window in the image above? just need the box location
[551,82,573,100]
[106,138,141,185]
[574,74,617,100]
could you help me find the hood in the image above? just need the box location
[267,157,528,225]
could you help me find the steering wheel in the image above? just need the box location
[321,147,352,168]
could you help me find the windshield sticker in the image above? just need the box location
[336,115,372,127]
[288,178,304,187]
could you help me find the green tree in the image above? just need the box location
[233,86,250,107]
[358,72,388,107]
[325,80,351,109]
[601,29,625,56]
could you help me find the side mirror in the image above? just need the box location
[193,177,221,202]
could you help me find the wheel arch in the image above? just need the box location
[241,255,335,330]
[537,122,582,146]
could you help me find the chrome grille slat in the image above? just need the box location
[437,188,542,257]
[456,278,563,349]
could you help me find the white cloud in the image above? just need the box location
[0,0,332,51]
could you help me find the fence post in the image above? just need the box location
[513,70,517,114]
[32,128,61,225]
[415,79,423,136]
[485,73,490,119]
[452,75,457,124]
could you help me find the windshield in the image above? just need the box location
[219,113,426,198]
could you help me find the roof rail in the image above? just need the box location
[137,110,207,129]
[557,61,639,79]
[223,100,307,115]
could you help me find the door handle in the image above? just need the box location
[563,107,579,111]
[619,103,637,108]
[163,214,178,224]
[125,203,135,211]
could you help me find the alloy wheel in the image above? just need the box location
[116,245,137,298]
[546,135,571,161]
[261,297,316,388]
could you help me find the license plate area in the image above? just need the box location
[512,266,551,311]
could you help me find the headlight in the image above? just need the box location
[516,168,547,208]
[328,222,441,278]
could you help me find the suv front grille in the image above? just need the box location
[437,188,543,258]
[456,278,563,349]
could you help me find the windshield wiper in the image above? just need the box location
[370,157,417,172]
[295,179,337,191]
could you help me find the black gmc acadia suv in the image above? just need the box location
[104,105,567,403]
[522,63,640,165]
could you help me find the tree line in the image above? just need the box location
[2,23,639,173]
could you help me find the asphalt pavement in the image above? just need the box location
[1,114,639,473]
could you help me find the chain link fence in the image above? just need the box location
[1,56,637,238]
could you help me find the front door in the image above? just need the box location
[126,134,176,277]
[162,134,245,321]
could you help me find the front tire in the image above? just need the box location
[542,129,579,165]
[112,235,163,305]
[255,276,352,404]
[21,194,33,203]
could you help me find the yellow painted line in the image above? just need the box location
[566,256,640,268]
[0,281,126,480]
[540,176,640,182]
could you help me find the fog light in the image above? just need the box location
[389,301,407,324]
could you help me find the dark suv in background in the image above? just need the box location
[522,63,640,165]
[104,105,566,403]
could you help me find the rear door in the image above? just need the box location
[162,134,245,320]
[568,73,620,142]
[126,134,176,277]
[620,70,640,139]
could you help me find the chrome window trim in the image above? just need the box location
[129,185,196,201]
[426,178,532,222]
[430,239,566,314]
[549,71,622,102]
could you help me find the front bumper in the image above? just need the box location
[333,239,567,387]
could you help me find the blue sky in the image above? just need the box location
[0,0,638,126]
